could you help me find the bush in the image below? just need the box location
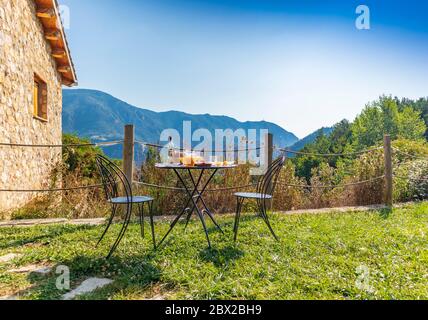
[273,161,307,211]
[392,139,428,202]
[62,134,104,177]
[407,160,428,200]
[9,134,428,220]
[8,134,110,220]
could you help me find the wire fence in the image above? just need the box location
[135,140,262,153]
[0,138,394,193]
[392,147,428,160]
[277,176,386,189]
[134,181,258,192]
[393,174,428,182]
[0,139,120,192]
[0,184,103,193]
[276,146,384,157]
[0,141,123,148]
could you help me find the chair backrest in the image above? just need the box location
[256,153,287,197]
[95,155,133,202]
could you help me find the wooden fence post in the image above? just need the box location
[383,134,393,208]
[267,132,273,170]
[263,132,274,192]
[268,132,274,209]
[123,124,135,185]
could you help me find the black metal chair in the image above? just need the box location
[233,154,286,242]
[95,155,156,259]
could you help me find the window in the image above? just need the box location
[33,74,48,121]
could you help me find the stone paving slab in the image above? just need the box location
[0,218,67,227]
[278,204,388,216]
[68,218,106,226]
[0,253,22,263]
[0,295,19,300]
[0,203,395,229]
[62,278,113,300]
[0,218,105,228]
[8,264,52,275]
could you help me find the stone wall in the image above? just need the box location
[0,0,63,212]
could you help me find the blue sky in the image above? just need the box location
[60,0,428,138]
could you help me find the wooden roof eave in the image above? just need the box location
[34,0,77,87]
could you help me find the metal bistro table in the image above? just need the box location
[155,163,237,248]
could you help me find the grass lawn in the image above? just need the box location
[0,202,427,300]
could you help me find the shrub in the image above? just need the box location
[274,161,307,211]
[9,134,109,219]
[391,139,428,201]
[62,133,104,177]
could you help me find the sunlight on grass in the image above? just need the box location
[0,202,427,300]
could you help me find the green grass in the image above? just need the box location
[0,202,427,300]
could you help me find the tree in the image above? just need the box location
[293,96,427,181]
[395,97,428,139]
[397,106,426,141]
[351,97,396,149]
[62,134,105,177]
[294,121,351,181]
[351,96,425,149]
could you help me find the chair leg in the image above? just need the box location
[97,203,118,247]
[234,197,244,242]
[148,201,156,250]
[158,204,189,248]
[195,206,211,248]
[203,209,224,234]
[259,199,279,241]
[107,202,133,259]
[183,208,192,231]
[138,203,145,238]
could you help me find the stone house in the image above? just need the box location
[0,0,77,212]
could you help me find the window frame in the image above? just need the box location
[33,74,48,122]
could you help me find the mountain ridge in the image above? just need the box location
[62,89,300,159]
[289,127,334,152]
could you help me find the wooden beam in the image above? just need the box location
[52,49,66,58]
[58,66,71,73]
[36,7,55,19]
[44,28,61,41]
[61,77,75,86]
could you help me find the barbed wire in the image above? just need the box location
[134,181,184,191]
[134,176,385,192]
[0,175,386,193]
[135,140,262,152]
[134,181,257,192]
[0,141,123,148]
[1,138,424,197]
[276,146,383,158]
[0,184,103,193]
[392,147,428,161]
[0,139,389,159]
[393,174,428,182]
[277,176,385,189]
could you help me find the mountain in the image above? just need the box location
[289,127,334,152]
[62,89,299,160]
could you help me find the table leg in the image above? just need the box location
[157,169,205,247]
[157,203,191,247]
[185,169,223,234]
[179,169,211,247]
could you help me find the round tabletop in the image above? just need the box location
[155,163,238,170]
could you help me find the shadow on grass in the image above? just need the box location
[24,251,162,300]
[199,246,244,268]
[379,207,393,219]
[0,225,97,251]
